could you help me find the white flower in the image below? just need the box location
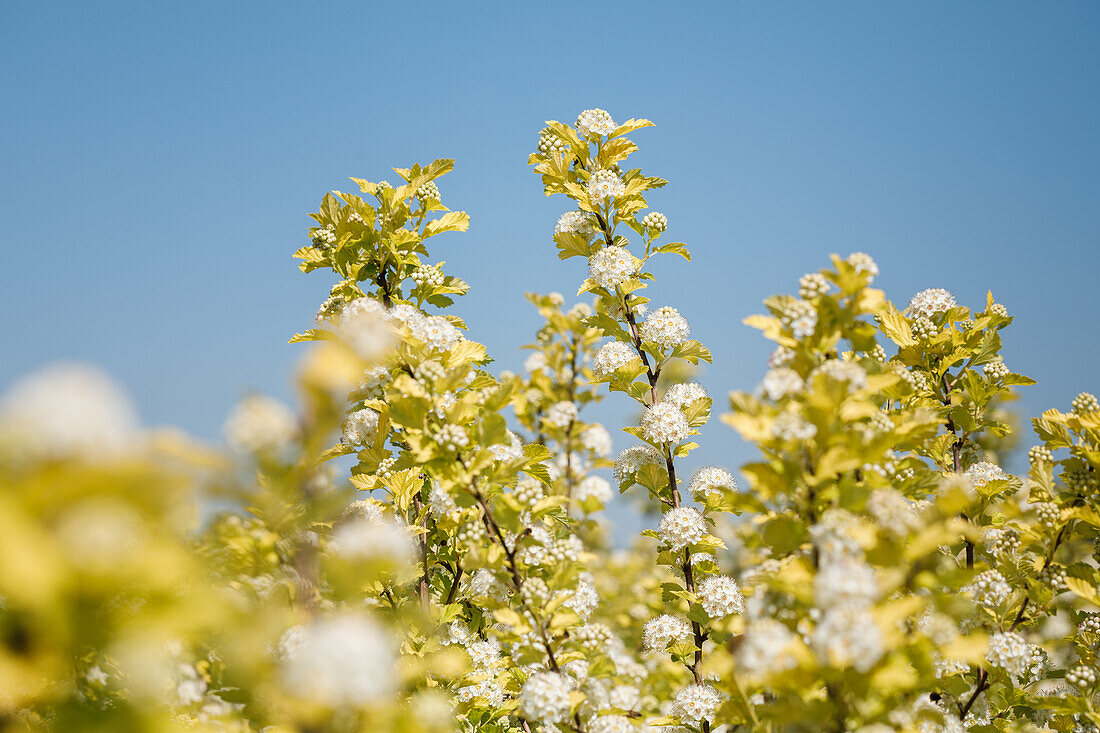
[798,272,830,299]
[781,299,817,338]
[575,476,612,505]
[907,288,957,319]
[413,315,462,351]
[966,569,1011,608]
[331,519,416,568]
[768,345,795,368]
[518,671,573,724]
[580,424,612,457]
[760,367,804,401]
[555,210,597,238]
[690,466,737,500]
[223,395,298,454]
[671,684,721,724]
[641,401,690,444]
[589,246,638,290]
[699,576,744,618]
[590,715,633,733]
[814,556,878,609]
[435,423,469,451]
[964,461,1010,490]
[456,678,506,706]
[278,614,395,706]
[588,169,626,203]
[344,499,386,524]
[488,431,524,462]
[812,360,867,393]
[867,488,922,537]
[545,401,578,429]
[640,307,690,349]
[466,639,501,669]
[525,351,548,373]
[847,252,879,278]
[566,574,600,619]
[738,618,797,678]
[642,211,667,231]
[986,631,1030,678]
[577,108,617,136]
[658,507,706,551]
[772,412,817,441]
[342,408,380,448]
[642,614,692,651]
[609,684,641,712]
[812,605,883,672]
[614,445,663,482]
[338,297,396,360]
[467,569,507,601]
[664,382,708,409]
[592,341,637,379]
[0,363,142,460]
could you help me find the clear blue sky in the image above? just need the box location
[3,3,1098,517]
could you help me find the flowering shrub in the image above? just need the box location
[1,109,1098,733]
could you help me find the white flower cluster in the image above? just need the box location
[657,507,706,551]
[808,509,884,672]
[966,569,1011,608]
[690,466,736,499]
[435,423,469,451]
[867,488,922,537]
[1072,392,1100,414]
[592,341,637,379]
[588,246,638,290]
[907,288,957,319]
[544,400,578,429]
[518,671,573,723]
[813,359,868,393]
[580,424,612,456]
[641,401,690,444]
[576,108,617,137]
[224,394,297,454]
[643,614,692,651]
[761,367,804,401]
[985,630,1030,678]
[798,272,830,299]
[278,614,394,706]
[847,252,879,277]
[982,357,1010,380]
[415,181,440,204]
[575,475,612,505]
[538,127,569,157]
[311,225,336,247]
[772,412,817,441]
[812,603,883,672]
[781,299,817,338]
[664,382,708,409]
[642,211,667,231]
[315,294,344,324]
[342,407,380,448]
[555,210,597,238]
[640,306,690,348]
[566,573,600,619]
[588,169,626,202]
[488,431,524,462]
[671,684,722,724]
[964,461,1010,490]
[738,617,797,679]
[337,298,397,360]
[698,575,744,618]
[614,445,663,482]
[330,518,416,568]
[411,264,444,287]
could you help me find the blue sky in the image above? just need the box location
[3,2,1098,532]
